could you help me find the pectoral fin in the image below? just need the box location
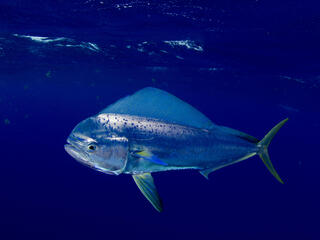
[134,150,168,166]
[132,173,163,212]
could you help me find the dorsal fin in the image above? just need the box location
[213,125,259,143]
[100,87,214,129]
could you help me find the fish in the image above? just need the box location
[64,87,288,212]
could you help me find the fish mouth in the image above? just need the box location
[64,137,90,165]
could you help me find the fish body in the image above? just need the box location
[95,113,258,174]
[65,87,287,212]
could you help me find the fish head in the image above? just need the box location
[65,117,128,175]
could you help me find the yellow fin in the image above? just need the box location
[133,173,163,212]
[134,150,168,166]
[136,150,150,157]
[258,118,288,184]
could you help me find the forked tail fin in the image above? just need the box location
[258,118,288,184]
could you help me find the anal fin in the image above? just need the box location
[200,153,257,180]
[132,173,163,212]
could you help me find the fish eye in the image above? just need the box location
[88,144,97,151]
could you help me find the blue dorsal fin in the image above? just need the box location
[213,125,259,143]
[100,87,214,129]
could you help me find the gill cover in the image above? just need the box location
[96,136,129,175]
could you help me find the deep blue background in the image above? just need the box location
[0,1,319,239]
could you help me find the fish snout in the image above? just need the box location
[64,143,90,164]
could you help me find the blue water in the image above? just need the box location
[1,1,319,239]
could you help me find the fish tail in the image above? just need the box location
[257,118,288,184]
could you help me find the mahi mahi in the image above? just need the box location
[64,87,287,212]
